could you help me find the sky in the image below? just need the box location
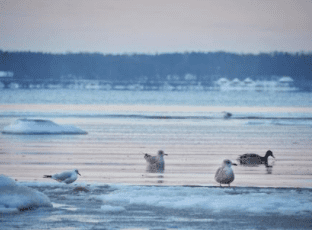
[0,0,311,54]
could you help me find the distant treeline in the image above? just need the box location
[0,50,311,88]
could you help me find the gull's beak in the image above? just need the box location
[164,154,168,156]
[232,163,237,166]
[272,155,275,158]
[78,172,81,176]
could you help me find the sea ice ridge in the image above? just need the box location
[2,119,87,135]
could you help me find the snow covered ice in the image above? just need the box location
[0,175,52,214]
[95,184,312,215]
[1,180,312,229]
[2,119,87,135]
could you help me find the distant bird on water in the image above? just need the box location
[43,169,81,184]
[222,111,232,119]
[144,150,168,173]
[237,150,275,166]
[215,159,237,187]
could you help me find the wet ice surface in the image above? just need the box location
[1,182,312,229]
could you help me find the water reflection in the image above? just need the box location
[265,164,273,174]
[144,173,165,184]
[143,150,167,183]
[238,161,275,174]
[157,174,164,184]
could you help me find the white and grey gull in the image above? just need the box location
[215,159,237,187]
[43,169,81,184]
[144,150,168,173]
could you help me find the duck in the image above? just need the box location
[237,150,275,165]
[43,169,81,184]
[222,111,232,119]
[215,159,237,187]
[144,150,168,173]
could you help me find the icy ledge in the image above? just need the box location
[2,119,87,135]
[0,175,52,214]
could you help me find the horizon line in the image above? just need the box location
[1,49,311,56]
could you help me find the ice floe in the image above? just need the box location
[2,119,87,135]
[0,175,52,214]
[94,185,312,215]
[100,205,126,212]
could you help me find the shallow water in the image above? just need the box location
[1,89,312,229]
[1,111,312,187]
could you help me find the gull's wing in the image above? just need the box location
[52,171,72,181]
[215,167,223,181]
[144,154,158,164]
[63,174,77,184]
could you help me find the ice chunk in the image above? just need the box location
[100,205,126,212]
[95,185,312,215]
[2,119,87,135]
[0,175,52,214]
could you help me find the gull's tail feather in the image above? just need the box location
[144,153,151,159]
[43,175,52,178]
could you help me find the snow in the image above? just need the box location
[2,119,87,135]
[94,185,312,215]
[0,175,52,214]
[100,205,126,212]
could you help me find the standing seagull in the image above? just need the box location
[215,159,237,187]
[144,150,168,173]
[43,169,81,184]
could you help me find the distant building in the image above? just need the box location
[0,71,14,77]
[278,76,294,87]
[230,78,241,86]
[184,73,197,81]
[243,78,254,86]
[214,76,297,91]
[216,78,229,86]
[0,71,14,89]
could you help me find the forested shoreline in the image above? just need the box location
[0,50,311,89]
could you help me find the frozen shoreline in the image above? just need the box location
[1,181,312,229]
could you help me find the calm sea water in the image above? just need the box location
[1,89,312,106]
[1,89,312,229]
[1,89,312,186]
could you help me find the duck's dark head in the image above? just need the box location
[265,150,274,158]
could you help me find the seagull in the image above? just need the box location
[215,159,237,187]
[144,150,168,173]
[237,150,275,165]
[43,169,81,184]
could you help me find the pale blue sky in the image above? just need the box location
[0,0,311,54]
